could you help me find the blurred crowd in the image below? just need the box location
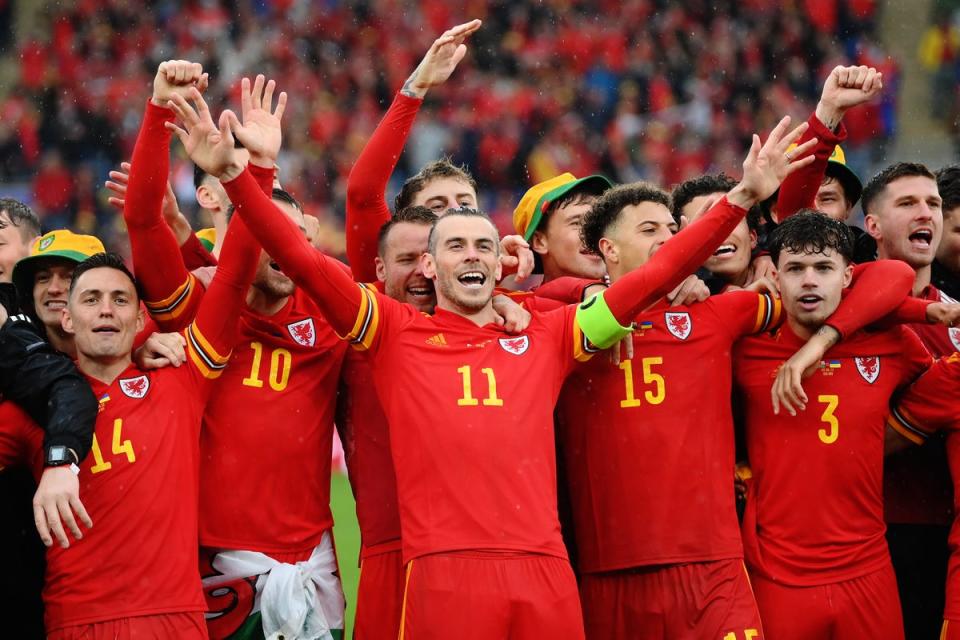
[0,0,893,256]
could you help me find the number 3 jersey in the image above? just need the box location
[556,291,781,574]
[733,324,931,586]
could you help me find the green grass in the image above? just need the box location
[331,472,361,636]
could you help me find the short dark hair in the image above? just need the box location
[767,210,854,265]
[580,182,671,256]
[670,174,762,231]
[68,252,142,300]
[539,184,607,233]
[427,207,498,255]
[862,162,937,216]
[936,165,960,213]
[0,198,41,241]
[394,158,478,212]
[378,206,438,257]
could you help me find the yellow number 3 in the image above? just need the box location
[818,394,839,444]
[89,418,136,474]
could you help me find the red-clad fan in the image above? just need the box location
[0,124,260,636]
[735,212,934,640]
[123,62,346,637]
[225,113,812,638]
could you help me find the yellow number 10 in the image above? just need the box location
[457,365,504,407]
[90,418,136,474]
[242,341,292,391]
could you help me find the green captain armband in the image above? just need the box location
[576,290,634,349]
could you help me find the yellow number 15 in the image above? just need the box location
[619,357,666,408]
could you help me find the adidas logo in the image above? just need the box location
[425,333,448,347]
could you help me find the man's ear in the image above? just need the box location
[864,213,882,241]
[136,307,145,334]
[530,230,548,256]
[375,256,387,283]
[598,237,617,265]
[61,307,74,335]
[749,229,758,250]
[421,253,437,280]
[196,185,220,211]
[842,262,854,288]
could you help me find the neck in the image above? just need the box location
[78,353,132,385]
[785,315,816,341]
[728,267,750,288]
[912,264,931,296]
[245,286,290,317]
[46,328,76,359]
[437,296,499,327]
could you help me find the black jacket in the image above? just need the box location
[0,283,97,462]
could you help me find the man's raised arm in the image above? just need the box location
[346,19,481,279]
[124,60,209,330]
[589,117,816,342]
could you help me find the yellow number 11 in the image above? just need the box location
[457,365,504,407]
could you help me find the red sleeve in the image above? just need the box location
[180,231,218,270]
[184,204,260,383]
[888,352,960,444]
[534,277,600,304]
[825,260,915,337]
[224,168,367,339]
[710,290,783,338]
[0,402,41,472]
[125,99,203,331]
[346,92,423,281]
[604,195,748,321]
[775,112,847,219]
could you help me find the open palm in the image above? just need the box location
[166,89,241,179]
[233,74,286,165]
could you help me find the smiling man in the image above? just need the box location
[863,161,956,637]
[735,212,933,640]
[12,230,105,356]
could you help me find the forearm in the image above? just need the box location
[775,112,847,219]
[225,168,365,335]
[826,260,915,337]
[534,277,601,304]
[605,196,747,321]
[346,92,423,280]
[189,211,261,363]
[127,100,198,329]
[180,231,218,270]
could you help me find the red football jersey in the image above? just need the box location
[557,291,781,572]
[41,361,218,630]
[735,324,931,586]
[337,345,402,557]
[198,288,347,553]
[351,293,595,563]
[887,352,960,617]
[884,284,958,526]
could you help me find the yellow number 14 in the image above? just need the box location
[457,365,504,407]
[89,418,136,474]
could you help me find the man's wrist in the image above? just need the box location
[727,185,757,210]
[400,72,428,99]
[45,445,79,468]
[814,102,845,132]
[219,162,246,183]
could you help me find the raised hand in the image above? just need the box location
[166,89,245,181]
[816,65,883,129]
[231,74,287,167]
[729,117,817,209]
[401,19,482,99]
[152,60,209,108]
